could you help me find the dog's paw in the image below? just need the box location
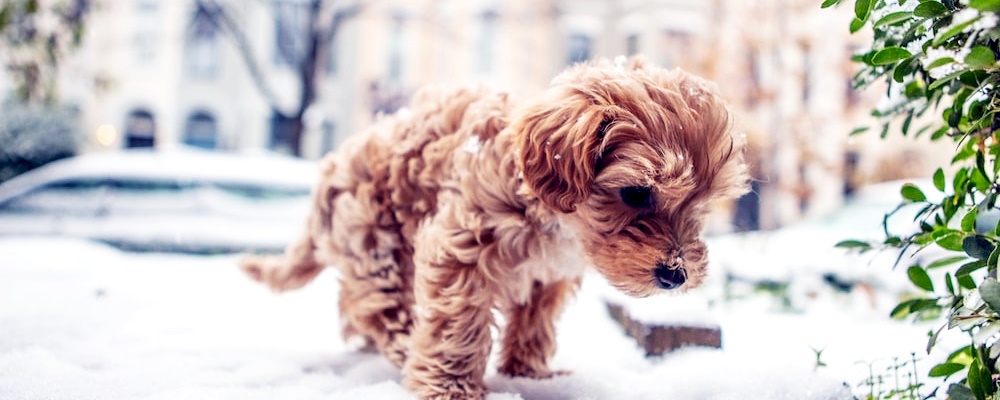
[497,363,569,379]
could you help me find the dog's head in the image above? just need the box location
[516,57,749,297]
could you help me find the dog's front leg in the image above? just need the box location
[498,278,576,378]
[403,251,494,400]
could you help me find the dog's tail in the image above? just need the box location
[239,231,324,292]
[239,155,342,292]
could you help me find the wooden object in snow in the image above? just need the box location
[605,301,722,356]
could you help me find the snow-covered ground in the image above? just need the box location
[0,237,955,399]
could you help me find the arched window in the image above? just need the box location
[125,109,156,148]
[183,111,218,149]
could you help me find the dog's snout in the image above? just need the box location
[654,263,686,290]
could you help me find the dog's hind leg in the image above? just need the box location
[336,246,415,367]
[328,184,415,367]
[497,279,578,378]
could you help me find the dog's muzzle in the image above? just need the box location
[654,256,686,290]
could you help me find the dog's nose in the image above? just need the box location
[654,264,686,290]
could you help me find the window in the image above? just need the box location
[1,179,109,216]
[477,10,498,75]
[327,32,339,75]
[269,111,298,155]
[184,111,218,149]
[186,4,221,78]
[746,48,762,107]
[659,30,693,69]
[626,33,640,56]
[133,0,161,63]
[321,119,336,154]
[567,33,592,65]
[103,179,200,215]
[124,109,156,148]
[387,12,407,83]
[801,42,813,106]
[273,0,309,67]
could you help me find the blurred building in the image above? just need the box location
[2,0,946,229]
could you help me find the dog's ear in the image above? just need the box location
[517,102,610,213]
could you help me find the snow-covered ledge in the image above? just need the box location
[595,276,722,356]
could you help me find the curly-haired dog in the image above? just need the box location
[241,58,749,399]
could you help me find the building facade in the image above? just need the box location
[4,0,945,229]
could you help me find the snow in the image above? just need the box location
[0,236,959,399]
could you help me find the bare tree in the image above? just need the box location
[194,0,362,156]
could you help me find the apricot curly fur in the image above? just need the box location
[239,57,749,400]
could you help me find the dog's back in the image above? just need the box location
[241,85,513,365]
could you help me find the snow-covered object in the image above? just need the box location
[0,237,955,400]
[0,148,317,253]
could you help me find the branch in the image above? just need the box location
[195,0,288,116]
[320,1,363,46]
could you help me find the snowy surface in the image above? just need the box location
[0,237,957,400]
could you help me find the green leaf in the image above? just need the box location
[963,210,981,233]
[957,260,987,277]
[849,17,865,33]
[949,345,975,364]
[962,209,978,231]
[849,126,869,136]
[966,46,997,68]
[855,0,872,22]
[904,81,924,99]
[914,1,949,17]
[960,70,990,88]
[938,232,967,252]
[980,278,1000,312]
[874,11,912,27]
[970,0,1000,12]
[908,265,935,291]
[890,300,913,318]
[927,57,956,70]
[821,0,843,8]
[872,47,913,65]
[933,16,981,47]
[963,235,995,259]
[930,362,967,378]
[928,255,971,269]
[934,168,946,191]
[968,356,992,400]
[959,273,978,289]
[835,240,871,251]
[929,69,964,91]
[894,58,915,83]
[890,298,939,318]
[901,183,927,202]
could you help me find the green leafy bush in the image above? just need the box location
[0,105,79,183]
[824,0,1000,398]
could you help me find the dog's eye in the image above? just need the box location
[620,186,652,208]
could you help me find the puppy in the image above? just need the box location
[241,57,749,399]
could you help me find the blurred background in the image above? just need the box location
[0,3,964,397]
[0,0,949,232]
